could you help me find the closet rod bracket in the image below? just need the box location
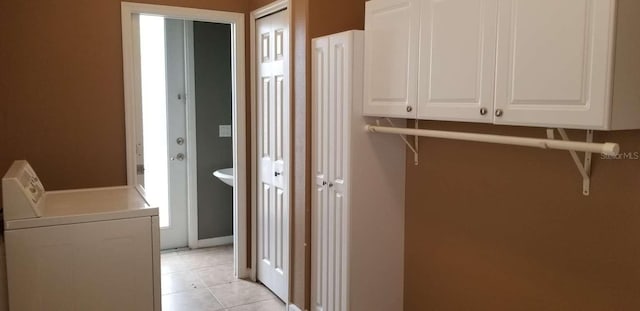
[377,118,419,165]
[556,128,594,196]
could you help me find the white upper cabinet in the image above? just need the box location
[363,0,421,118]
[494,0,614,129]
[364,0,640,130]
[417,0,498,123]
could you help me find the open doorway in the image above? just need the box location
[123,2,293,309]
[122,2,247,276]
[121,3,285,310]
[135,15,235,251]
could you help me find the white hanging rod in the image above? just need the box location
[365,125,620,156]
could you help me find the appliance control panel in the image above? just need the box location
[2,160,45,220]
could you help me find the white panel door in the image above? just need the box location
[256,9,290,301]
[363,0,421,118]
[417,0,498,123]
[495,0,615,129]
[311,32,352,311]
[5,217,154,311]
[311,36,330,311]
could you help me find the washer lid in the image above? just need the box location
[5,186,159,230]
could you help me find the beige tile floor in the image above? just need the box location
[161,245,285,311]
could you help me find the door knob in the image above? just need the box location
[171,153,185,161]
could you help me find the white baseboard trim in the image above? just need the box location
[196,235,233,248]
[288,304,303,311]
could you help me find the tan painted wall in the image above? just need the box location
[301,1,640,310]
[248,0,275,11]
[0,0,247,208]
[309,0,365,38]
[5,0,637,310]
[405,121,640,310]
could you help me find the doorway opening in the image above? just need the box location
[123,1,292,308]
[121,0,248,281]
[137,15,236,250]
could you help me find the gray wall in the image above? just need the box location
[194,22,233,240]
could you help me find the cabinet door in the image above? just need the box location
[327,33,351,311]
[312,32,354,311]
[495,0,615,129]
[417,0,498,123]
[311,36,331,311]
[363,0,421,118]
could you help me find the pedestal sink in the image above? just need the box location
[213,168,234,187]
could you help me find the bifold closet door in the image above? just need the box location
[256,10,290,301]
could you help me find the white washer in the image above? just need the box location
[2,160,161,311]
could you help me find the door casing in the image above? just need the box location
[121,2,249,278]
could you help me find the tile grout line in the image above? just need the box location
[164,246,281,310]
[204,286,227,311]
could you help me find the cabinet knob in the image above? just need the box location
[275,172,281,177]
[329,183,334,188]
[322,181,327,186]
[495,109,504,117]
[480,108,487,116]
[406,106,413,113]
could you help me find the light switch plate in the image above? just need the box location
[219,125,232,137]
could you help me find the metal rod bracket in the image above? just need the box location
[556,128,594,196]
[414,120,419,166]
[383,118,419,165]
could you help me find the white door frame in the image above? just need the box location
[121,2,249,278]
[249,0,291,292]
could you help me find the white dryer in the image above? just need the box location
[1,160,161,311]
